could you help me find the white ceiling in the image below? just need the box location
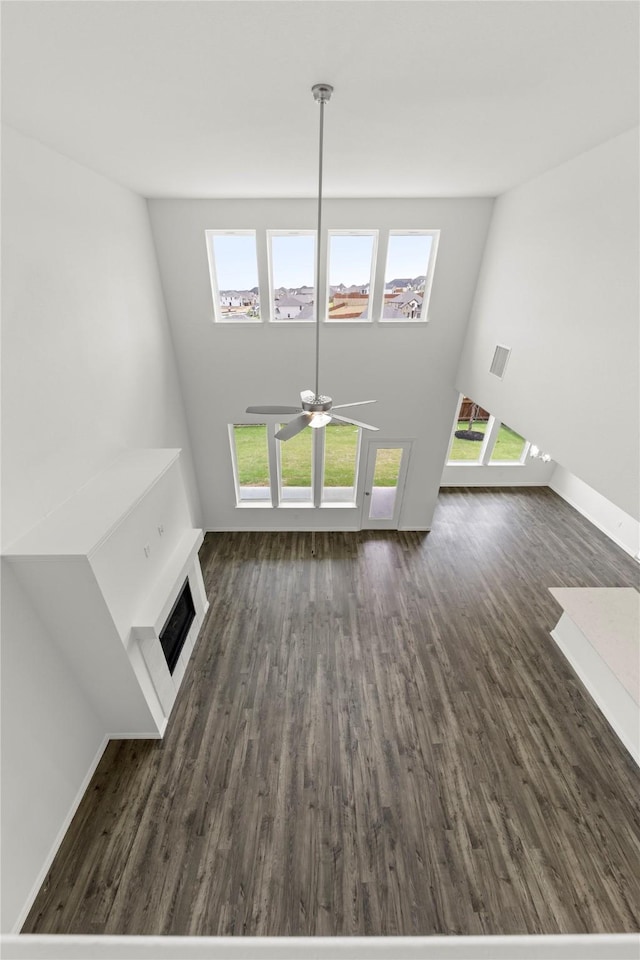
[2,1,638,199]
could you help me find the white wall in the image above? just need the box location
[0,563,106,932]
[1,127,201,932]
[441,458,554,487]
[148,198,494,531]
[1,126,201,544]
[455,129,639,520]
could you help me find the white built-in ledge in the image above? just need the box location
[4,449,209,739]
[549,587,639,766]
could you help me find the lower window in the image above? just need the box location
[321,423,360,504]
[230,422,362,507]
[278,424,313,503]
[447,396,530,466]
[230,424,271,503]
[489,424,528,462]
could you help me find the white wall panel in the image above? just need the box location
[455,129,639,520]
[148,197,494,532]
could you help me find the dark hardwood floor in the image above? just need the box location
[23,487,640,936]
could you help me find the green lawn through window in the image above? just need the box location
[490,424,527,462]
[233,424,400,487]
[448,421,527,462]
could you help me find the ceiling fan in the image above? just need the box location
[246,83,379,442]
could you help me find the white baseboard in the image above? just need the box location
[2,934,638,959]
[556,491,639,559]
[11,734,110,934]
[205,526,362,533]
[549,467,640,560]
[206,527,432,534]
[110,726,166,740]
[440,479,551,487]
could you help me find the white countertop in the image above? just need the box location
[549,587,639,703]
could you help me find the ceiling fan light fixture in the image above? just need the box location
[309,412,332,428]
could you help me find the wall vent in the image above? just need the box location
[490,344,511,379]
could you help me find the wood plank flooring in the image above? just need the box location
[23,488,640,936]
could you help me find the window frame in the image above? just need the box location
[320,422,362,507]
[488,425,530,466]
[206,229,262,325]
[446,395,531,467]
[228,423,273,507]
[325,229,378,324]
[229,421,367,509]
[276,419,315,507]
[379,229,440,324]
[267,229,317,324]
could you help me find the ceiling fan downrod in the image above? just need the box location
[244,84,379,442]
[311,82,332,401]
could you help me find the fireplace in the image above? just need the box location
[159,579,196,675]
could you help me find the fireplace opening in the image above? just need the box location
[160,579,196,675]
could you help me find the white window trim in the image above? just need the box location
[379,229,440,324]
[276,419,314,506]
[206,230,262,325]
[447,413,499,466]
[230,421,363,508]
[320,424,362,506]
[229,424,273,507]
[489,439,531,466]
[446,395,530,466]
[207,227,442,328]
[267,229,317,324]
[325,230,378,324]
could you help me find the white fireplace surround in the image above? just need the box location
[5,448,209,738]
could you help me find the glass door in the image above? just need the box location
[359,441,411,529]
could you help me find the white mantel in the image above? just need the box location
[4,449,209,738]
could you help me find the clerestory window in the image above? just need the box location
[206,231,261,323]
[380,230,439,322]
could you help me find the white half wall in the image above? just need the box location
[550,464,640,559]
[1,127,202,932]
[1,934,639,960]
[455,128,640,521]
[148,197,493,532]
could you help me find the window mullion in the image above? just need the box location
[228,424,241,503]
[256,226,271,323]
[371,230,389,322]
[269,424,280,507]
[479,415,501,464]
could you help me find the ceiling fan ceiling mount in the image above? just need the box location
[245,84,378,442]
[311,83,334,104]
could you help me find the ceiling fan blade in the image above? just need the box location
[275,413,313,441]
[331,414,379,431]
[300,389,315,403]
[246,405,301,414]
[332,400,377,410]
